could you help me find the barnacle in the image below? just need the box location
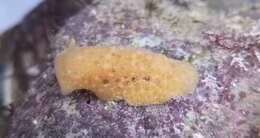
[55,45,198,106]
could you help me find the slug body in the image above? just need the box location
[55,46,198,106]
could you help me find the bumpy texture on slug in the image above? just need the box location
[55,46,198,105]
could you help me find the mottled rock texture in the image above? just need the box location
[8,0,260,138]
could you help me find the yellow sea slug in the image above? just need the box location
[55,45,198,106]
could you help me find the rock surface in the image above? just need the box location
[8,0,260,137]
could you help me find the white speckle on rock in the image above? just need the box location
[66,129,89,138]
[231,79,239,87]
[175,47,190,60]
[61,102,80,116]
[83,22,91,33]
[27,66,40,76]
[201,71,222,94]
[42,73,47,79]
[132,35,163,48]
[196,93,207,102]
[62,35,70,43]
[173,123,182,134]
[90,9,97,16]
[230,53,248,71]
[145,106,170,115]
[193,132,204,138]
[186,110,196,120]
[81,129,89,135]
[249,20,260,36]
[254,50,260,63]
[32,119,38,125]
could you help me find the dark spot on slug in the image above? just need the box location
[103,79,109,84]
[131,77,136,82]
[143,76,151,81]
[124,80,130,85]
[115,78,120,83]
[112,69,116,73]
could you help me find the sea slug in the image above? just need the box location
[55,45,198,106]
